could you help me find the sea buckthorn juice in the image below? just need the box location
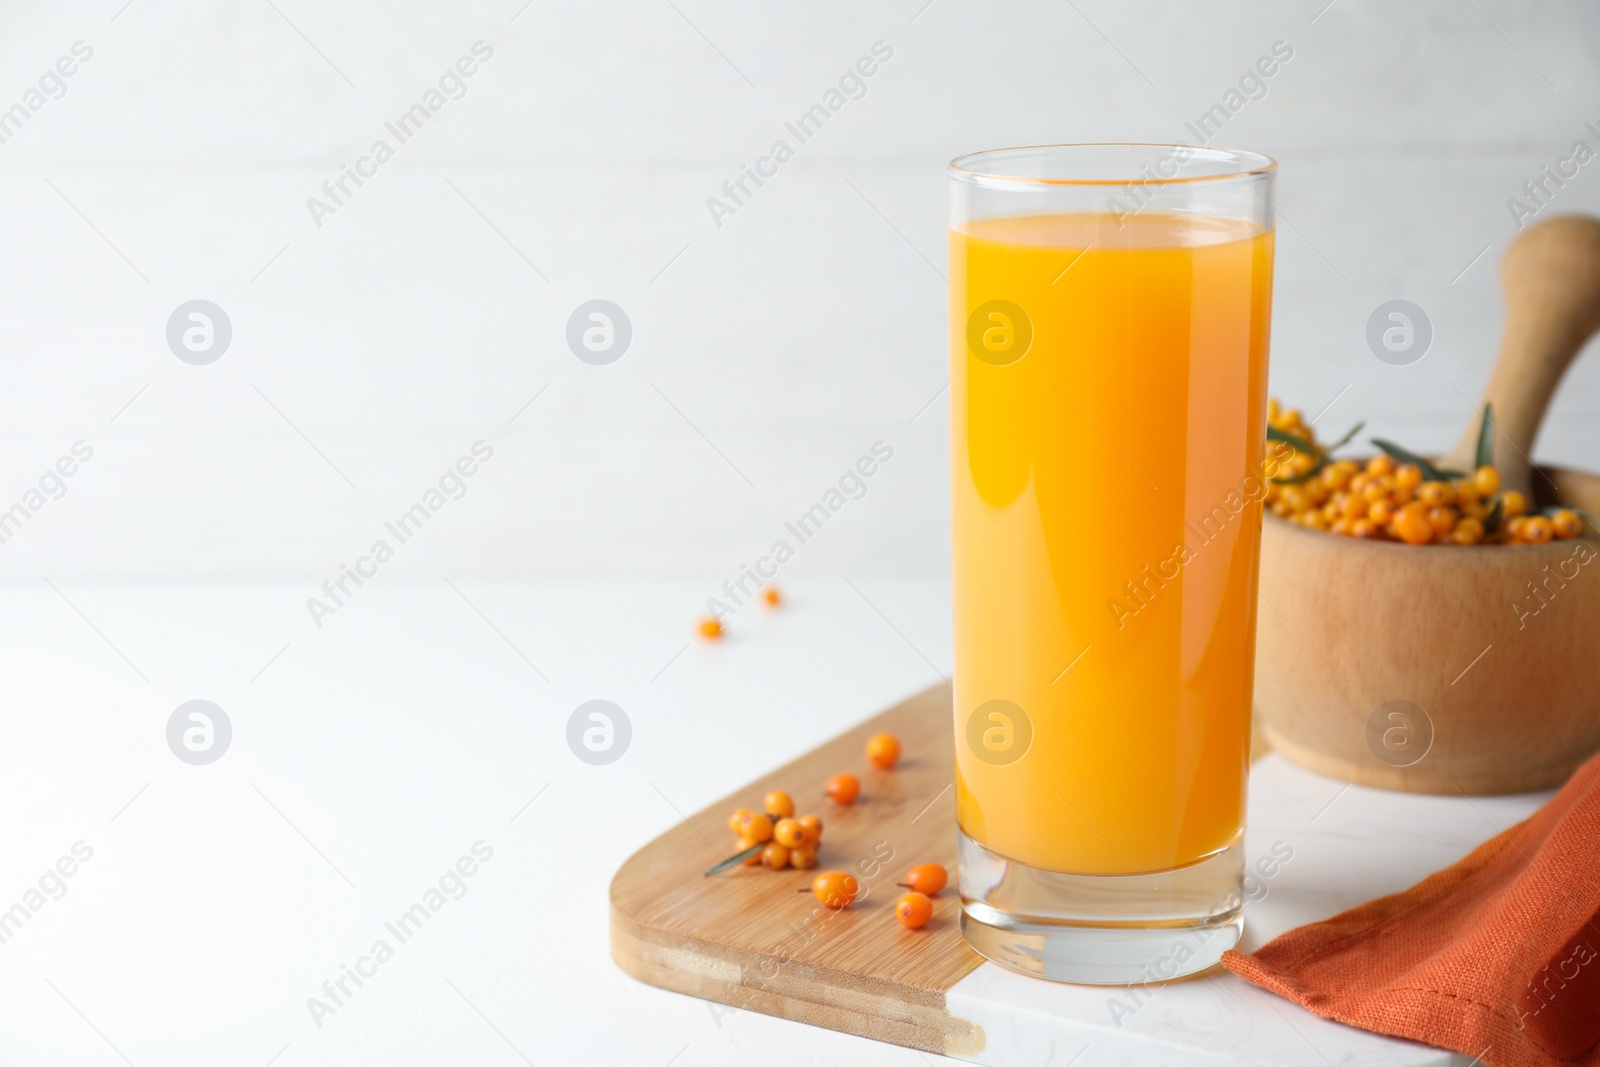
[947,145,1276,983]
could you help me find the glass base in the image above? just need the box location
[957,829,1244,985]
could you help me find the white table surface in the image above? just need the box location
[0,576,1543,1066]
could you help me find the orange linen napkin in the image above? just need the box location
[1223,750,1600,1067]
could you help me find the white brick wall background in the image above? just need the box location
[0,0,1596,580]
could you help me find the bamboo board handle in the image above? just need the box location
[1443,215,1600,496]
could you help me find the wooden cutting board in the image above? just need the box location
[609,682,984,1055]
[610,683,1544,1065]
[609,682,1280,1057]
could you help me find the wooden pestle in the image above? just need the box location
[1442,214,1600,499]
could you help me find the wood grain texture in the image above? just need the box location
[610,682,987,1056]
[1442,215,1600,494]
[1256,466,1600,794]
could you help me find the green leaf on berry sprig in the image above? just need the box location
[704,842,765,877]
[1370,438,1464,482]
[1475,404,1495,471]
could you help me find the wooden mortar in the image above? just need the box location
[1255,215,1600,795]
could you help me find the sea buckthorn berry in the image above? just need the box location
[811,870,859,909]
[797,815,823,843]
[728,808,752,835]
[894,892,934,929]
[761,843,790,869]
[788,844,817,869]
[899,863,948,896]
[698,617,723,638]
[866,733,902,770]
[773,818,805,848]
[736,838,762,865]
[826,773,860,805]
[1258,407,1559,550]
[1426,506,1458,535]
[735,812,774,844]
[1394,503,1434,545]
[764,790,795,819]
[762,586,782,606]
[1450,517,1485,545]
[1418,481,1455,508]
[1474,465,1501,496]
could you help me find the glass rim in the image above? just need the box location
[948,143,1278,188]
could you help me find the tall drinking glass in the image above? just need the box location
[948,144,1277,983]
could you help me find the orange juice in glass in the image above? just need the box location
[948,145,1276,983]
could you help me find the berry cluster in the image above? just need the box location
[714,732,899,873]
[727,792,824,871]
[706,733,950,930]
[1264,400,1584,545]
